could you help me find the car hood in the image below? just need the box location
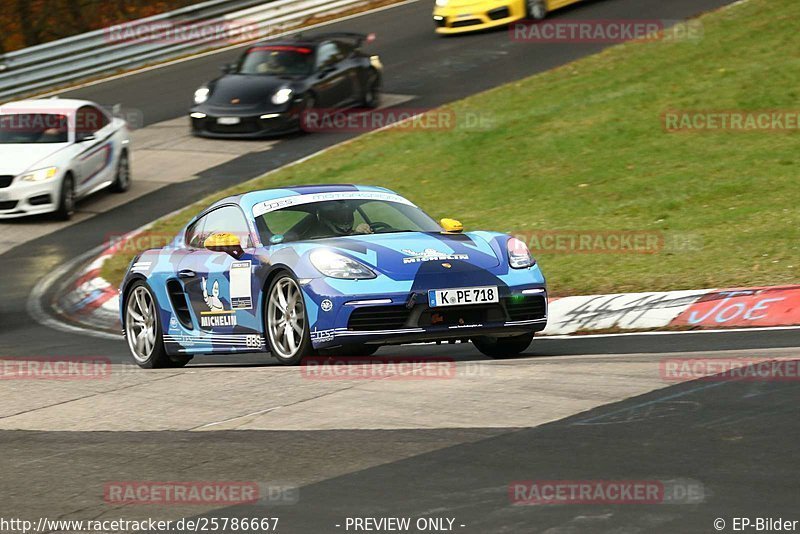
[205,74,299,109]
[0,143,71,175]
[437,0,491,9]
[306,231,503,276]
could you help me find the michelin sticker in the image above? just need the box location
[402,248,469,264]
[201,276,237,328]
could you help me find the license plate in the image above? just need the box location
[429,286,499,308]
[217,117,240,125]
[0,191,8,201]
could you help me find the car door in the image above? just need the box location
[177,205,264,350]
[313,41,352,108]
[74,105,115,195]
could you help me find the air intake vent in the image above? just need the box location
[347,305,410,331]
[506,295,547,321]
[167,280,193,329]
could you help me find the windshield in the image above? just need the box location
[255,199,441,243]
[238,46,314,76]
[0,113,69,144]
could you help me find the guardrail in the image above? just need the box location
[0,0,382,101]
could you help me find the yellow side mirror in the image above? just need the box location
[204,232,244,258]
[440,218,463,234]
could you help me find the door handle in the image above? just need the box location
[178,269,196,279]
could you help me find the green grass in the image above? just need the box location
[102,0,800,295]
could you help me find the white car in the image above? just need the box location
[0,98,131,220]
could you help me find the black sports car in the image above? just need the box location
[189,33,383,138]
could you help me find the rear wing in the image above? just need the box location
[294,32,375,48]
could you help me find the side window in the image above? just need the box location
[185,216,207,249]
[76,105,108,138]
[316,42,341,69]
[201,206,253,248]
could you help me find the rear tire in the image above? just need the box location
[472,333,534,359]
[111,150,130,193]
[55,173,75,220]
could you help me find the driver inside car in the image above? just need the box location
[304,201,374,239]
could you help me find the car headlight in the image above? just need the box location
[435,0,448,6]
[507,237,534,269]
[271,87,293,106]
[310,249,376,279]
[194,87,210,105]
[20,167,58,182]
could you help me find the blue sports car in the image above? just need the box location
[120,185,547,367]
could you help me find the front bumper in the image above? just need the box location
[433,2,525,34]
[189,106,300,139]
[305,283,548,349]
[0,174,61,219]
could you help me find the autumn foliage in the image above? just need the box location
[0,0,207,54]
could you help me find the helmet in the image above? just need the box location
[317,201,355,236]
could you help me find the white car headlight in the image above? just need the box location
[435,0,448,7]
[194,87,210,105]
[271,88,293,106]
[20,167,58,182]
[507,237,534,269]
[310,249,376,279]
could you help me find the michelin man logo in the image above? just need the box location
[202,277,225,312]
[321,299,333,312]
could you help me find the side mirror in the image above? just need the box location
[440,218,464,234]
[76,133,96,143]
[204,232,244,258]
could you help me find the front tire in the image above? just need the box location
[55,173,75,220]
[265,273,313,365]
[299,94,317,133]
[361,69,381,109]
[125,281,190,368]
[472,333,534,359]
[527,0,547,20]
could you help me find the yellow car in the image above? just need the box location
[433,0,584,34]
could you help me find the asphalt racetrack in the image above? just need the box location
[1,0,798,532]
